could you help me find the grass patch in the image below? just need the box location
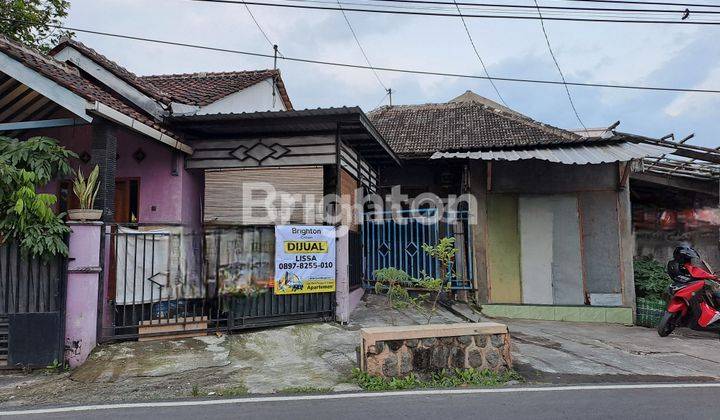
[276,386,332,394]
[351,368,522,391]
[214,385,249,397]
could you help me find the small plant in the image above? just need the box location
[191,384,201,397]
[72,165,100,210]
[351,367,522,391]
[45,359,66,374]
[373,238,456,324]
[374,268,412,308]
[634,257,671,301]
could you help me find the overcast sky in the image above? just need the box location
[65,0,720,147]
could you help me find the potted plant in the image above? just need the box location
[68,165,102,221]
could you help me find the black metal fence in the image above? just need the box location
[104,228,212,340]
[348,230,362,290]
[104,227,335,341]
[224,292,335,330]
[0,241,66,367]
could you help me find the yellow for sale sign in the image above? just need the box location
[274,226,336,295]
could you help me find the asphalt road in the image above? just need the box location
[2,384,720,420]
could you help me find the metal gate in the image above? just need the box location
[103,226,335,341]
[0,241,66,368]
[362,210,474,289]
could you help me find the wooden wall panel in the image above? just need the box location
[340,142,377,193]
[579,191,622,295]
[340,168,359,230]
[204,166,324,225]
[486,194,522,303]
[187,135,336,169]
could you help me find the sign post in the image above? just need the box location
[274,225,336,294]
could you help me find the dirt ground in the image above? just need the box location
[0,295,463,408]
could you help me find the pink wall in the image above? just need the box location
[29,122,204,363]
[65,222,102,367]
[31,124,202,227]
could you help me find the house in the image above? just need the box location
[570,130,720,273]
[0,34,698,368]
[0,35,398,367]
[367,91,674,323]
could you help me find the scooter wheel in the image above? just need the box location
[657,311,679,337]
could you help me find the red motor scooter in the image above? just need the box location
[657,245,720,337]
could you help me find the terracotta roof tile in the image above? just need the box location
[367,94,590,159]
[50,38,172,103]
[0,36,180,139]
[140,70,293,109]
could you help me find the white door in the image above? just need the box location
[518,195,584,305]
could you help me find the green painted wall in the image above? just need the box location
[481,304,634,325]
[486,194,522,303]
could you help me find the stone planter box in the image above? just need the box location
[360,322,512,378]
[67,209,103,221]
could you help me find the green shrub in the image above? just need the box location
[634,257,671,301]
[351,367,522,391]
[0,136,76,257]
[372,238,456,324]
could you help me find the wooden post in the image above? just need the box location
[89,120,118,223]
[617,162,636,316]
[468,161,490,304]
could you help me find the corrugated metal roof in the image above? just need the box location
[430,142,674,164]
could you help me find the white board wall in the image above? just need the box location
[519,197,554,304]
[518,195,584,305]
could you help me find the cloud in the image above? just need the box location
[664,66,720,118]
[64,0,719,147]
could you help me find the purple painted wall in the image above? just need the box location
[27,122,204,363]
[65,222,102,367]
[33,124,202,226]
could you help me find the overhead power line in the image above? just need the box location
[559,0,720,9]
[335,0,390,95]
[241,0,282,56]
[451,0,509,107]
[5,19,720,95]
[364,0,720,14]
[533,0,587,132]
[185,0,720,24]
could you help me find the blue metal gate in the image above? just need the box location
[362,210,474,290]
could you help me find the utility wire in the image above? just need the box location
[559,0,720,9]
[451,0,509,107]
[241,0,284,57]
[185,0,720,24]
[279,1,720,23]
[271,0,720,21]
[533,0,587,132]
[364,0,720,14]
[277,0,713,18]
[374,90,391,108]
[6,19,720,94]
[335,0,389,94]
